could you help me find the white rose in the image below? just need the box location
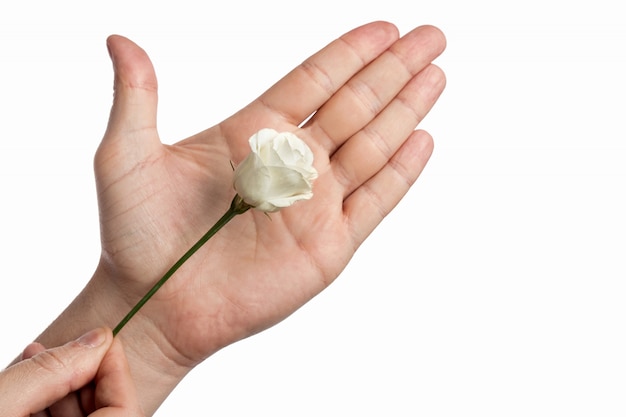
[233,128,318,213]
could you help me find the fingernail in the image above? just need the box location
[76,328,107,348]
[106,36,115,61]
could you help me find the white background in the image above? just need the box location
[1,1,625,416]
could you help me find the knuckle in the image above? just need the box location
[30,348,68,372]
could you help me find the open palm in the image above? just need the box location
[91,20,445,402]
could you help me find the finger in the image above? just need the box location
[343,130,434,245]
[21,341,46,360]
[253,21,399,128]
[19,342,68,417]
[99,35,161,156]
[307,25,446,153]
[332,64,445,198]
[92,337,144,415]
[0,328,112,416]
[48,391,85,417]
[21,343,83,417]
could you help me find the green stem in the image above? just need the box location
[112,195,251,336]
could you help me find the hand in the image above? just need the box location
[35,21,446,414]
[0,327,142,416]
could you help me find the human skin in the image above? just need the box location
[1,327,142,416]
[25,21,446,415]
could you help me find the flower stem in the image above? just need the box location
[112,195,252,336]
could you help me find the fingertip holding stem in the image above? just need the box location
[76,327,108,348]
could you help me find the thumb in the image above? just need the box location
[0,327,113,416]
[101,34,160,152]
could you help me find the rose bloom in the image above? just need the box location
[233,128,318,212]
